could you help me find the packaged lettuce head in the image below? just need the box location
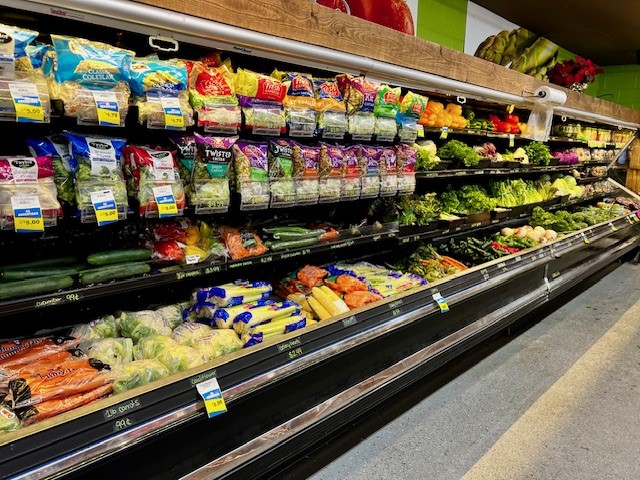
[268,139,296,206]
[133,335,179,360]
[26,135,76,205]
[235,68,287,103]
[336,74,378,115]
[374,85,400,118]
[155,303,187,330]
[193,330,243,360]
[233,140,270,209]
[156,344,207,374]
[399,91,428,118]
[171,322,213,347]
[66,132,128,212]
[85,338,134,366]
[123,146,186,217]
[314,78,345,113]
[192,133,236,211]
[110,358,170,394]
[0,406,20,433]
[0,23,38,76]
[117,310,172,344]
[70,315,118,343]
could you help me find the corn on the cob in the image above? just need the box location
[319,286,350,313]
[287,293,312,312]
[233,301,301,334]
[191,281,272,306]
[308,296,331,320]
[241,315,307,347]
[213,299,274,329]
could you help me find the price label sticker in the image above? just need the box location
[627,215,634,225]
[160,96,184,130]
[185,254,201,265]
[580,231,590,244]
[440,127,449,139]
[93,91,120,126]
[416,124,425,138]
[11,196,44,233]
[507,104,515,114]
[153,185,179,218]
[9,82,44,123]
[509,134,515,148]
[609,222,618,232]
[90,189,118,226]
[195,377,227,419]
[432,292,449,313]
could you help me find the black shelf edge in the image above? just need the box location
[416,165,577,179]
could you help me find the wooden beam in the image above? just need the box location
[135,0,640,125]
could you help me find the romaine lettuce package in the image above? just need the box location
[235,68,287,133]
[117,310,172,343]
[123,145,186,217]
[268,139,296,206]
[133,335,179,360]
[51,35,134,122]
[130,57,193,128]
[110,358,169,394]
[171,322,213,347]
[156,345,207,374]
[192,134,236,211]
[85,338,133,366]
[234,140,270,209]
[65,132,128,216]
[318,143,343,203]
[193,330,243,360]
[26,135,76,204]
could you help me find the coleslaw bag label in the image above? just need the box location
[195,377,227,418]
[9,82,44,122]
[11,195,43,233]
[91,189,118,226]
[153,185,178,218]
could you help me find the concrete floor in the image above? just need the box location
[307,262,640,480]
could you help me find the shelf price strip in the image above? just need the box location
[196,377,227,419]
[11,195,44,233]
[93,91,120,126]
[90,190,118,226]
[9,82,44,123]
[153,185,179,218]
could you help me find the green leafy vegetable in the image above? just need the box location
[438,140,480,167]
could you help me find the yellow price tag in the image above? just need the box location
[160,96,185,130]
[153,185,179,218]
[440,127,449,139]
[95,208,118,224]
[196,377,227,419]
[416,124,425,138]
[164,113,184,129]
[93,91,121,126]
[9,83,44,123]
[91,190,119,226]
[432,292,449,313]
[509,134,515,147]
[11,196,44,233]
[158,201,178,216]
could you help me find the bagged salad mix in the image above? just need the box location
[26,135,76,205]
[233,140,270,209]
[318,143,343,203]
[192,133,236,212]
[66,132,128,219]
[268,139,296,206]
[357,145,381,198]
[51,35,134,125]
[292,142,319,204]
[235,68,287,134]
[379,145,398,196]
[341,145,361,200]
[273,70,317,135]
[314,77,347,138]
[396,144,417,194]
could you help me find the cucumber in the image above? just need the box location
[265,237,319,251]
[79,262,151,285]
[1,256,78,272]
[87,249,152,266]
[0,276,75,300]
[2,266,81,282]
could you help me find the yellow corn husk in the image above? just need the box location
[305,318,318,326]
[319,286,350,314]
[287,293,312,312]
[301,309,316,321]
[241,314,307,345]
[308,296,331,320]
[311,287,341,316]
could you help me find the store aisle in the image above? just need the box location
[307,262,640,480]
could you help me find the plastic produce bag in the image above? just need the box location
[0,337,80,371]
[156,345,206,374]
[85,338,133,366]
[234,140,270,209]
[379,146,398,196]
[133,335,179,360]
[192,280,272,307]
[219,227,268,261]
[110,359,169,394]
[192,134,236,212]
[357,146,381,198]
[292,142,320,205]
[268,139,296,207]
[318,143,343,203]
[117,310,172,343]
[0,406,20,432]
[155,303,187,329]
[26,135,76,205]
[171,323,213,347]
[193,330,243,360]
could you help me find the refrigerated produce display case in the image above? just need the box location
[0,1,639,479]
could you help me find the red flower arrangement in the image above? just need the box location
[547,56,604,91]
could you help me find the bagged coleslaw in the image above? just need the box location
[51,35,134,124]
[234,140,270,210]
[192,133,236,213]
[235,68,287,134]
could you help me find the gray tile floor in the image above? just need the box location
[309,262,640,480]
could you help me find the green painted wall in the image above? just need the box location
[586,65,640,110]
[416,0,467,52]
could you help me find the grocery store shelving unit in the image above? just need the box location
[1,1,640,479]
